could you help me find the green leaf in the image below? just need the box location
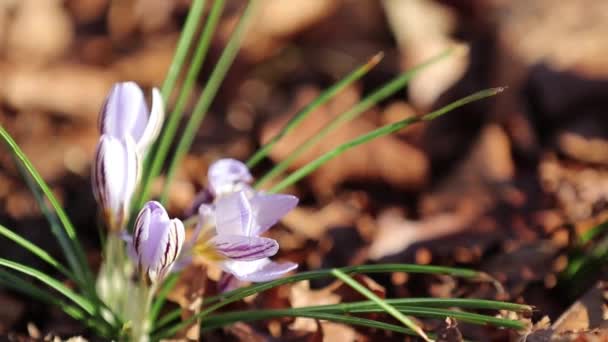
[0,126,93,290]
[269,87,504,193]
[138,0,225,208]
[161,1,258,204]
[0,258,95,314]
[255,49,455,189]
[160,0,207,100]
[0,224,75,280]
[332,268,430,341]
[246,52,384,168]
[152,263,493,335]
[149,272,179,323]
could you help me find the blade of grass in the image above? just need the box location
[331,268,431,341]
[149,272,180,322]
[0,224,76,280]
[245,52,384,168]
[0,258,95,315]
[0,126,93,289]
[254,49,455,189]
[200,305,527,332]
[160,0,206,100]
[0,269,115,337]
[154,296,530,333]
[152,263,492,334]
[269,87,504,193]
[138,0,225,208]
[160,1,257,204]
[579,220,608,246]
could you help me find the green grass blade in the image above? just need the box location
[200,305,527,332]
[151,263,491,335]
[138,0,225,208]
[160,1,257,204]
[579,220,608,246]
[160,0,206,100]
[254,49,454,189]
[246,53,384,168]
[149,272,179,323]
[269,87,504,193]
[0,224,76,280]
[0,126,93,289]
[0,258,95,315]
[332,268,430,341]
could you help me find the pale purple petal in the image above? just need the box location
[212,234,279,261]
[92,135,140,231]
[208,159,253,196]
[221,258,298,282]
[99,82,148,141]
[218,273,241,292]
[133,201,185,283]
[215,191,252,236]
[250,193,298,236]
[135,88,164,154]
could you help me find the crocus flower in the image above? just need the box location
[208,158,253,197]
[92,135,140,231]
[132,201,185,284]
[98,81,164,155]
[211,190,298,282]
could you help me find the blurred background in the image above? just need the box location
[1,0,608,339]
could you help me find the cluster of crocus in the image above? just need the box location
[93,82,298,289]
[92,82,164,232]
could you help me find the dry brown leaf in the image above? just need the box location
[166,264,208,340]
[261,86,429,197]
[281,201,360,240]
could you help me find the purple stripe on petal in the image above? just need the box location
[215,192,253,236]
[213,235,279,261]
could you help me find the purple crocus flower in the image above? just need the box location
[211,190,298,282]
[208,159,253,197]
[132,201,185,283]
[98,82,164,155]
[92,135,140,231]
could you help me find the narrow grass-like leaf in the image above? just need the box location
[161,1,257,204]
[0,126,93,288]
[269,87,504,193]
[152,263,491,335]
[160,0,206,100]
[255,49,454,188]
[0,269,116,336]
[332,268,430,341]
[0,258,95,315]
[149,272,179,322]
[0,224,76,280]
[200,305,527,332]
[138,0,225,207]
[246,53,384,168]
[579,220,608,246]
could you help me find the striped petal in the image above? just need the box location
[99,82,148,140]
[92,134,140,231]
[215,191,253,236]
[212,235,279,261]
[133,201,185,283]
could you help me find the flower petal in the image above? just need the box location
[92,135,140,231]
[208,158,252,196]
[136,87,165,154]
[212,234,279,261]
[250,193,298,236]
[99,82,148,140]
[215,191,253,236]
[222,258,297,282]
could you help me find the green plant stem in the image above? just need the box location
[332,268,431,341]
[161,1,257,204]
[151,263,488,336]
[0,126,94,292]
[138,0,225,208]
[255,49,454,189]
[160,0,206,100]
[246,52,384,168]
[201,305,527,332]
[149,273,179,323]
[269,87,504,193]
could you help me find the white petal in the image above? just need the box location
[136,87,165,155]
